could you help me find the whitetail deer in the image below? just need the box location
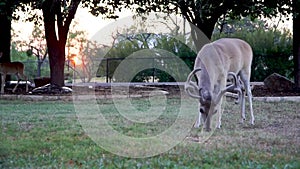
[0,52,28,94]
[185,38,254,131]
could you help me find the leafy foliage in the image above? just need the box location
[97,33,196,82]
[27,25,49,78]
[213,17,293,81]
[88,0,293,39]
[10,43,50,81]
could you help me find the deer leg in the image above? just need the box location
[216,98,224,129]
[26,80,28,93]
[24,75,28,93]
[237,77,245,122]
[217,106,222,129]
[240,90,246,123]
[240,71,254,125]
[194,111,202,128]
[12,74,20,93]
[246,85,254,125]
[1,74,5,94]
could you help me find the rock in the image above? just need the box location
[31,84,72,94]
[264,73,295,92]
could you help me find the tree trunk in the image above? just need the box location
[0,3,13,85]
[180,2,221,52]
[42,4,66,87]
[42,0,80,87]
[48,45,66,86]
[189,18,218,52]
[294,0,300,89]
[0,13,11,63]
[190,21,214,52]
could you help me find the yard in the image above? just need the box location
[0,97,299,168]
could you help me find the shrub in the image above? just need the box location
[213,17,293,81]
[97,33,197,82]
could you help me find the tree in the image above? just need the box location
[97,32,196,82]
[0,0,15,63]
[0,0,34,86]
[39,0,81,87]
[1,0,82,88]
[0,0,18,86]
[66,21,102,83]
[213,17,293,81]
[0,0,33,62]
[27,25,48,78]
[117,0,298,87]
[293,0,300,89]
[0,0,119,90]
[26,0,120,88]
[11,26,50,80]
[103,0,290,51]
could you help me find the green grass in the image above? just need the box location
[0,99,299,168]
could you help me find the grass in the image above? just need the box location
[0,98,299,168]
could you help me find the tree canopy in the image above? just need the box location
[88,0,292,39]
[293,0,300,89]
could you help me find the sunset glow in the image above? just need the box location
[70,54,82,66]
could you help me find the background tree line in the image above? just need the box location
[96,16,293,82]
[0,0,299,89]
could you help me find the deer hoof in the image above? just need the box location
[193,122,201,128]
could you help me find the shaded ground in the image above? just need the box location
[91,84,300,97]
[251,85,300,97]
[3,83,300,97]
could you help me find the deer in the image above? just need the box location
[185,38,254,131]
[0,52,28,94]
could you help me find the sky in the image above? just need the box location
[12,7,133,42]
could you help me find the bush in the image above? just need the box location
[97,33,197,82]
[212,17,293,81]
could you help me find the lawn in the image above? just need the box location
[0,98,299,168]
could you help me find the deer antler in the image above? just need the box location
[185,68,202,99]
[214,72,242,105]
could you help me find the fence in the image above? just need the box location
[96,56,196,83]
